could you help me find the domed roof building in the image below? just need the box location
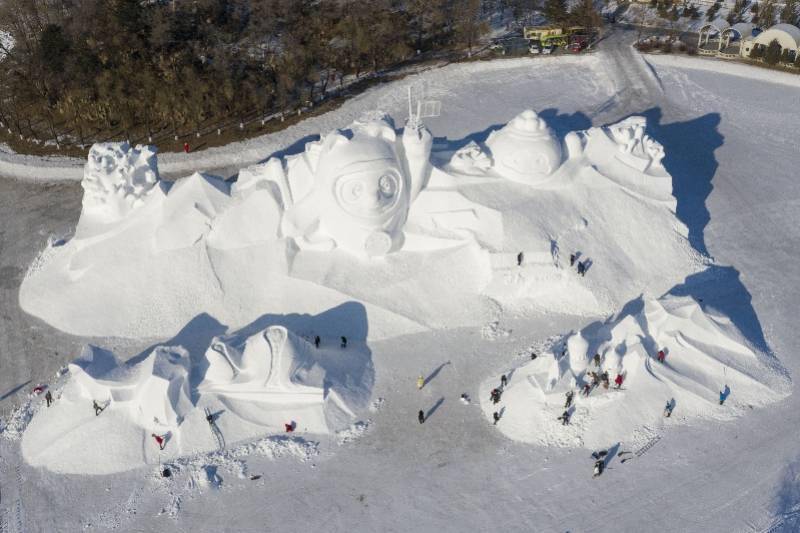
[740,23,800,59]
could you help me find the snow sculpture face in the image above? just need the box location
[485,109,563,185]
[200,326,324,400]
[316,126,408,255]
[81,142,160,223]
[279,117,432,256]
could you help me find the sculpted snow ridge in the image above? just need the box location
[20,110,694,339]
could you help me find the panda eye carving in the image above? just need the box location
[378,174,397,199]
[343,181,365,203]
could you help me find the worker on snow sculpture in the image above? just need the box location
[263,116,432,257]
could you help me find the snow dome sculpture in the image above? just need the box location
[485,109,563,184]
[259,116,433,256]
[200,326,325,402]
[68,344,193,428]
[80,142,161,223]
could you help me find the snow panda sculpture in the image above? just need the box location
[261,116,433,256]
[485,109,563,184]
[80,142,161,224]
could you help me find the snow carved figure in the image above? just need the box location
[68,344,193,428]
[81,142,160,223]
[200,326,326,403]
[604,116,666,173]
[260,116,433,256]
[485,109,563,184]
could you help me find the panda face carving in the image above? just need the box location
[335,168,403,221]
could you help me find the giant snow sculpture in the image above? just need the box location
[21,107,695,341]
[80,142,161,224]
[253,116,433,256]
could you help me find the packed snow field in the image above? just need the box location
[2,29,800,532]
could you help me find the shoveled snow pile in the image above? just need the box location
[20,109,702,340]
[481,294,789,449]
[21,325,372,475]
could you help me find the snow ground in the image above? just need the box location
[2,26,800,532]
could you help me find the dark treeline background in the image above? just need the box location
[0,0,590,150]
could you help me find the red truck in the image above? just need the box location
[568,34,590,53]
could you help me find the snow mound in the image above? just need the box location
[21,324,371,474]
[483,295,789,449]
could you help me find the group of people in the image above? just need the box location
[569,253,589,277]
[313,335,348,349]
[490,374,509,425]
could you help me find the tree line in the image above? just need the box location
[0,0,527,150]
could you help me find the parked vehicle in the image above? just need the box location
[542,45,555,54]
[529,40,542,54]
[524,26,568,47]
[568,34,590,53]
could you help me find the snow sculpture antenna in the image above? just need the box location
[406,84,440,131]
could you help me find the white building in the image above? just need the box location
[740,23,800,60]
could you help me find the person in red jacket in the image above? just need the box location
[657,350,666,363]
[152,433,166,450]
[183,142,190,153]
[285,422,295,432]
[614,373,624,389]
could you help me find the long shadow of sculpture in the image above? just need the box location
[666,266,773,358]
[641,107,722,257]
[770,457,800,531]
[635,108,774,359]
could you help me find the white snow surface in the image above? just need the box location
[3,38,800,532]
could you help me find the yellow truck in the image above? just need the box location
[523,26,567,46]
[523,26,588,47]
